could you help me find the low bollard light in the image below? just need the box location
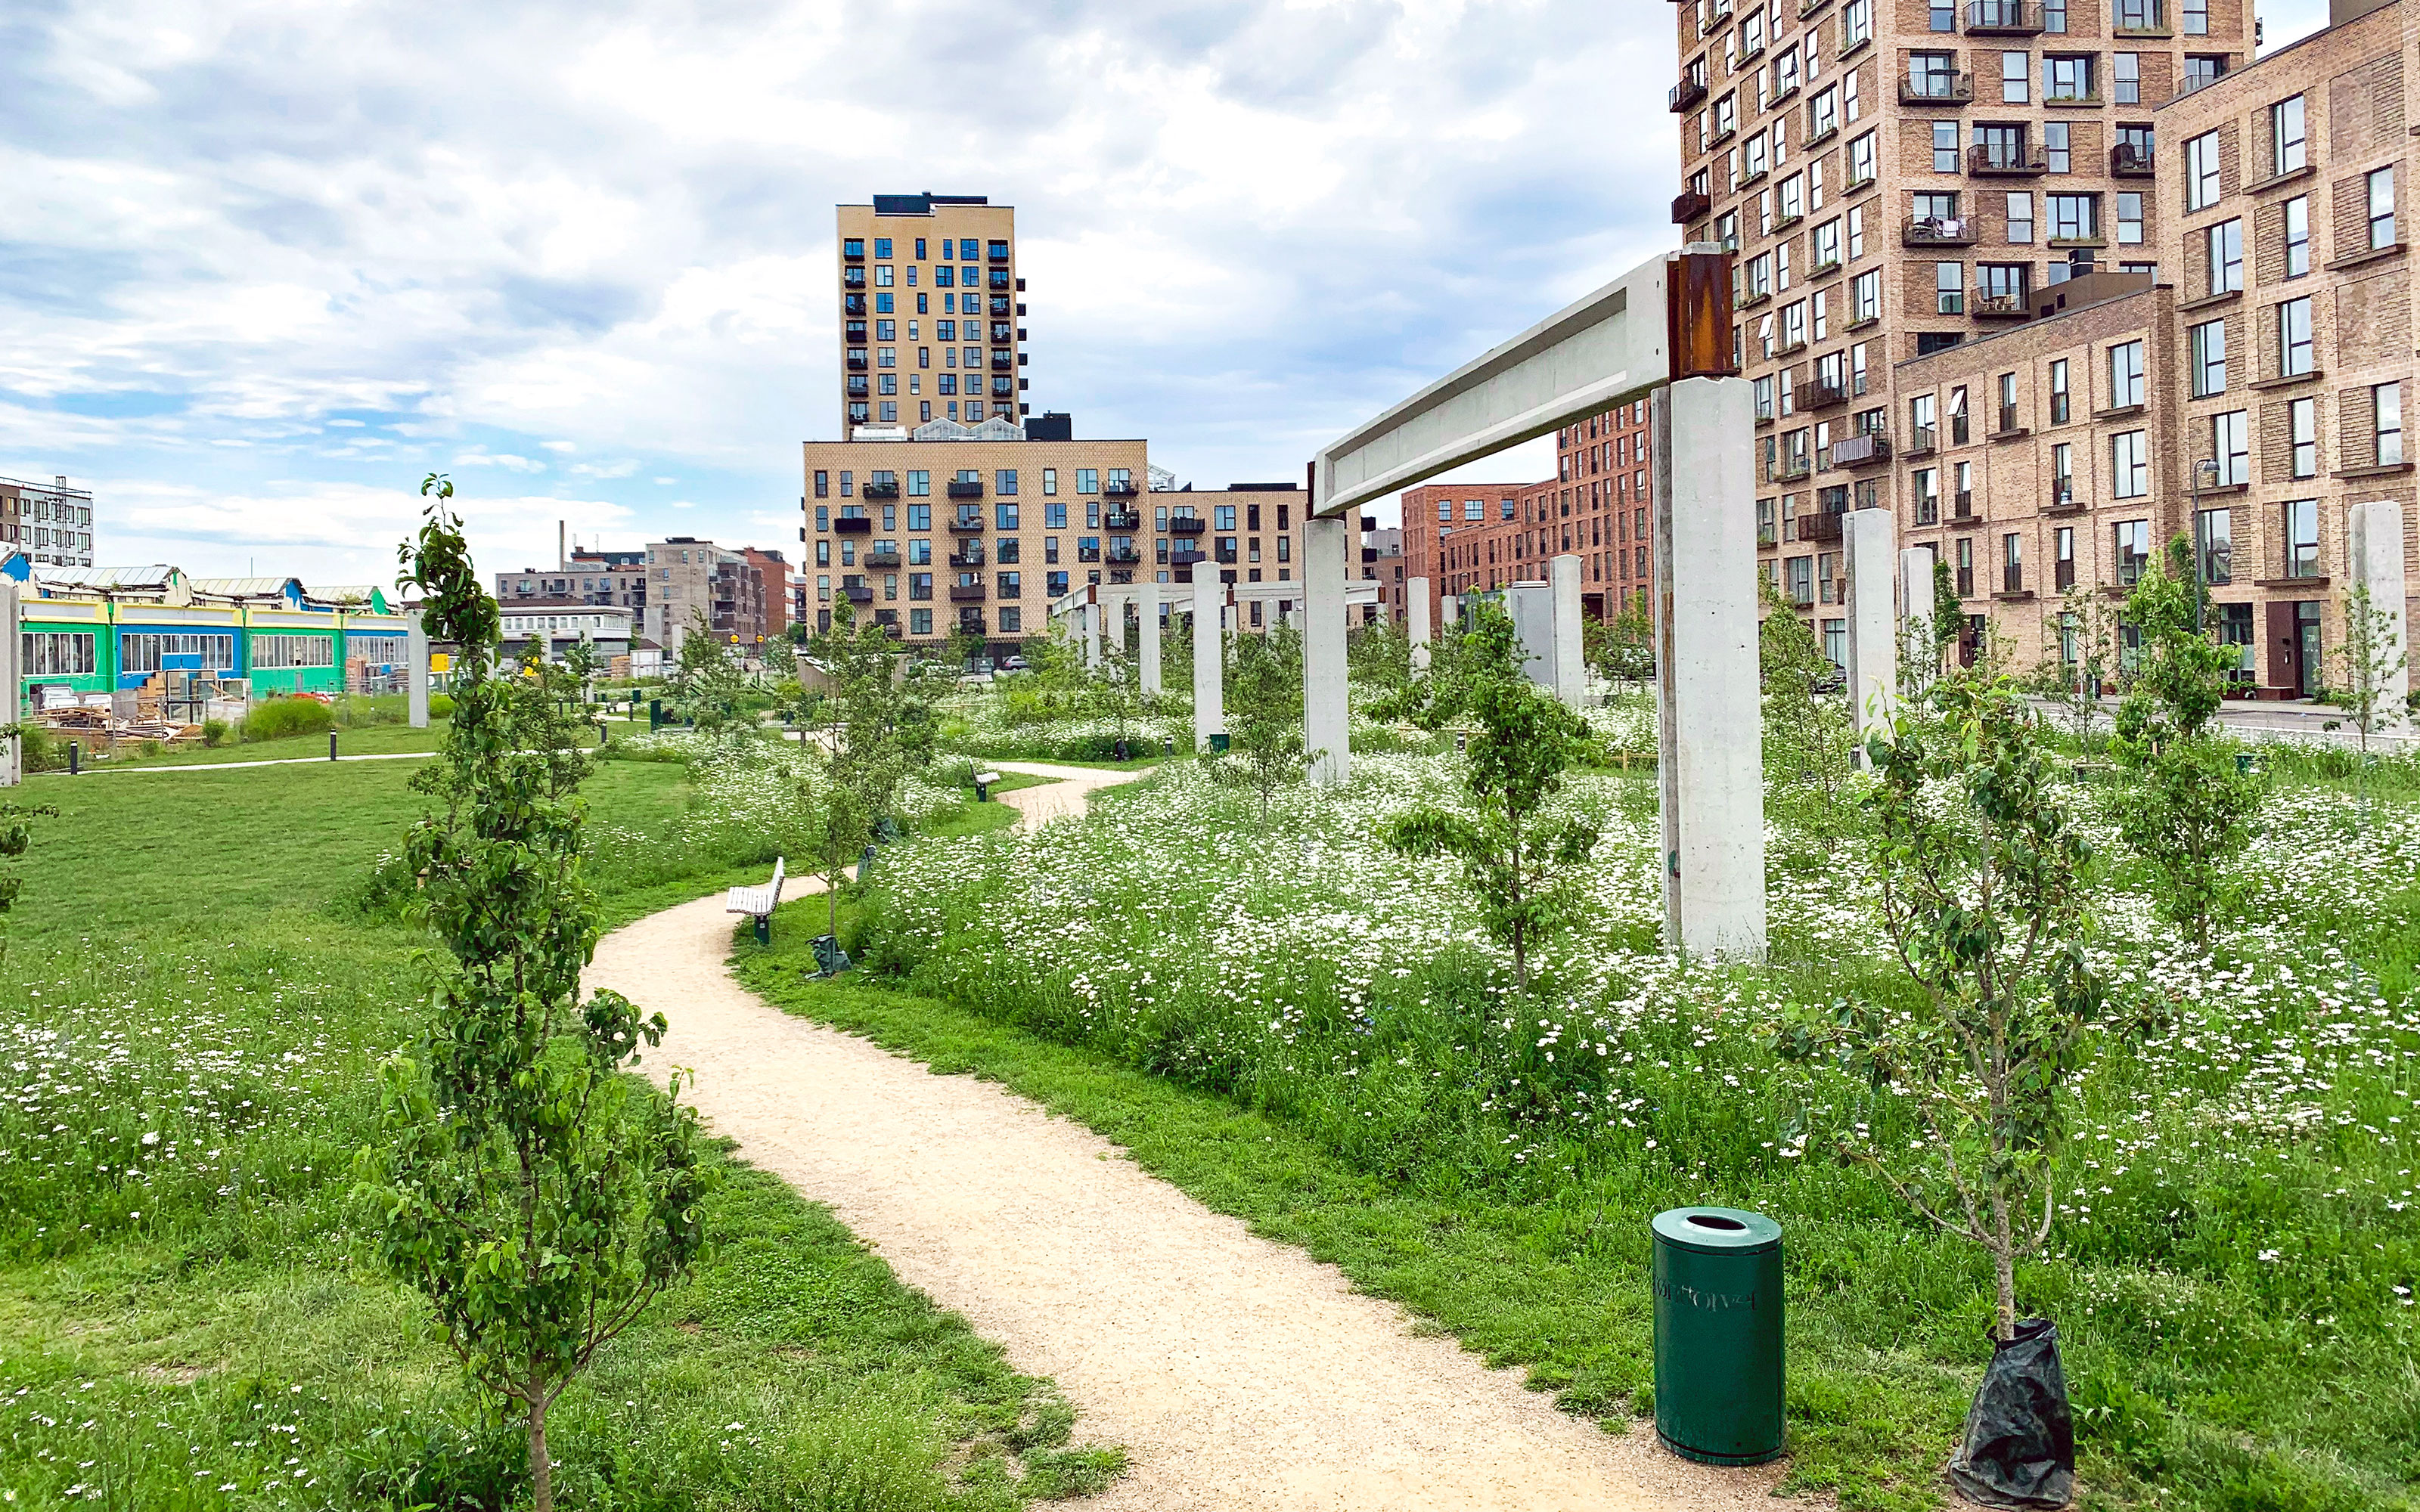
[69,742,80,776]
[330,731,339,762]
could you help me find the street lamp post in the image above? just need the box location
[2188,458,2221,635]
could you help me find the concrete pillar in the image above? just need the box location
[1652,377,1766,961]
[1082,596,1102,670]
[1441,593,1460,633]
[1137,581,1162,696]
[405,610,430,729]
[1843,509,1898,742]
[1193,588,1225,751]
[1550,553,1586,707]
[1407,576,1432,674]
[1899,546,1937,690]
[0,581,19,787]
[1304,514,1351,786]
[2349,500,2411,709]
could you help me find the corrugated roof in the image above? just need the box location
[37,565,181,592]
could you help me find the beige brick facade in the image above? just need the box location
[836,194,1028,438]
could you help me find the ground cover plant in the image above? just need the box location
[752,683,2420,1511]
[2,725,1114,1507]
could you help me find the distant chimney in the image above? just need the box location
[558,520,566,570]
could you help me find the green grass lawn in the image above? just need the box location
[45,717,458,771]
[0,752,1117,1509]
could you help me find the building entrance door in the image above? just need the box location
[2296,601,2324,698]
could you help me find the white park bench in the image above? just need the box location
[727,857,786,944]
[975,770,1001,801]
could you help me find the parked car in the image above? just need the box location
[999,655,1030,673]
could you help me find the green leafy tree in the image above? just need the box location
[1368,600,1528,731]
[1776,673,2102,1343]
[2333,580,2408,815]
[1758,579,1860,857]
[1347,612,1413,702]
[812,600,932,818]
[0,797,57,961]
[358,478,715,1512]
[946,622,987,673]
[2109,542,2259,950]
[1207,623,1307,816]
[2031,586,2119,760]
[799,760,876,945]
[1584,590,1656,692]
[1383,660,1599,994]
[1087,629,1150,759]
[671,610,749,734]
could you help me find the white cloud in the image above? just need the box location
[570,458,640,479]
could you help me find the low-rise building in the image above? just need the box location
[1,476,95,569]
[1361,523,1404,623]
[498,599,634,663]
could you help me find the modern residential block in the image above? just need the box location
[836,194,1028,437]
[1,476,95,569]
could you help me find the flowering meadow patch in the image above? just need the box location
[824,749,2420,1508]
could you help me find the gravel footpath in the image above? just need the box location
[588,760,1814,1510]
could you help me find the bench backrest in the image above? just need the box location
[769,856,786,893]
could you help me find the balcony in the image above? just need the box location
[1801,510,1846,544]
[865,550,903,569]
[1968,144,2049,175]
[991,353,1014,371]
[1974,293,2031,319]
[988,247,1010,263]
[1171,548,1207,568]
[1670,77,1708,113]
[843,243,866,262]
[1104,479,1140,497]
[1903,215,1978,246]
[1105,547,1143,566]
[1900,73,1974,107]
[1168,516,1206,535]
[1672,190,1712,224]
[987,271,1012,290]
[834,515,873,534]
[1830,432,1894,468]
[842,294,867,316]
[844,584,874,605]
[846,376,870,398]
[2111,143,2155,176]
[1950,491,1981,525]
[862,482,901,500]
[1213,547,1239,565]
[2113,2,2170,35]
[1803,377,1848,408]
[846,352,870,370]
[842,268,867,289]
[2046,489,2086,515]
[947,480,985,499]
[1965,0,2043,32]
[948,516,986,533]
[949,584,988,603]
[1770,458,1813,484]
[1103,510,1141,531]
[947,550,985,569]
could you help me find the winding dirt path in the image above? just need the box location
[589,761,1809,1510]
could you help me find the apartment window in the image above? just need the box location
[2043,55,2093,103]
[2271,96,2306,175]
[2052,442,2075,500]
[1913,467,1940,522]
[2049,359,2071,423]
[1955,537,1975,596]
[2376,383,2404,465]
[2043,0,2066,28]
[2113,53,2139,104]
[908,469,930,496]
[2111,430,2149,498]
[1849,130,1878,185]
[908,502,931,531]
[2007,192,2034,243]
[2003,51,2028,104]
[2002,532,2024,593]
[2045,122,2071,175]
[1843,0,1872,48]
[2290,395,2317,478]
[2213,409,2249,485]
[2115,191,2144,245]
[2055,528,2077,590]
[2285,499,2321,576]
[2114,519,2152,586]
[996,501,1019,530]
[2185,132,2221,211]
[2183,0,2208,33]
[1078,468,1100,494]
[2184,56,2225,92]
[1929,0,1955,28]
[2284,196,2310,277]
[1813,217,1842,269]
[1852,268,1881,321]
[2206,219,2242,293]
[2196,507,2233,584]
[1996,370,2018,432]
[997,469,1019,497]
[2369,168,2397,249]
[1934,122,1959,174]
[2049,194,2096,242]
[2189,320,2226,397]
[2279,297,2313,376]
[1936,262,1965,314]
[1044,502,1067,528]
[2109,340,2145,406]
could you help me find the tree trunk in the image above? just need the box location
[529,1396,553,1512]
[1993,1246,2018,1344]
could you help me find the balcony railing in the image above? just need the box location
[1670,77,1708,113]
[1903,215,1978,246]
[834,515,873,534]
[1105,547,1143,566]
[2003,567,2025,594]
[948,584,988,603]
[1103,510,1141,531]
[864,551,902,569]
[1965,0,2042,32]
[845,352,870,370]
[1104,479,1140,497]
[844,584,873,604]
[1969,144,2049,175]
[947,480,985,499]
[842,268,867,288]
[2111,143,2155,175]
[946,553,985,570]
[1830,432,1894,467]
[1801,510,1846,544]
[861,482,900,500]
[1771,458,1813,483]
[1975,292,2030,318]
[1803,377,1848,408]
[1171,549,1207,567]
[1951,491,1979,522]
[1169,516,1206,535]
[991,354,1014,371]
[1900,73,1974,106]
[1672,190,1712,224]
[948,516,986,533]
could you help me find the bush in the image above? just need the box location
[427,692,456,719]
[18,727,67,773]
[242,696,334,742]
[330,693,406,728]
[201,719,229,748]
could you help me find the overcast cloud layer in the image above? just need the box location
[0,0,2328,582]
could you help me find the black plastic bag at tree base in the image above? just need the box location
[1947,1319,2077,1509]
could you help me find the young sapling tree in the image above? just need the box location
[1208,623,1308,816]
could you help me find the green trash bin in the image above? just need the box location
[1652,1206,1785,1466]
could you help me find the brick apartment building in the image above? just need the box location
[645,538,768,653]
[837,193,1030,436]
[1396,401,1655,631]
[1888,0,2420,695]
[1,476,95,569]
[1668,0,2251,607]
[1362,525,1404,621]
[742,547,792,642]
[496,548,648,621]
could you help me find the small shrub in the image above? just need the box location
[201,718,229,747]
[243,696,334,742]
[20,727,67,773]
[427,692,456,719]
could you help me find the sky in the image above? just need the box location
[0,0,2332,585]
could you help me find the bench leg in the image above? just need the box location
[755,914,770,947]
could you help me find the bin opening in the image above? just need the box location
[1686,1213,1749,1232]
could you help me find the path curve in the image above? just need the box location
[590,763,1810,1511]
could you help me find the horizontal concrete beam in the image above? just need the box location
[1311,252,1677,519]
